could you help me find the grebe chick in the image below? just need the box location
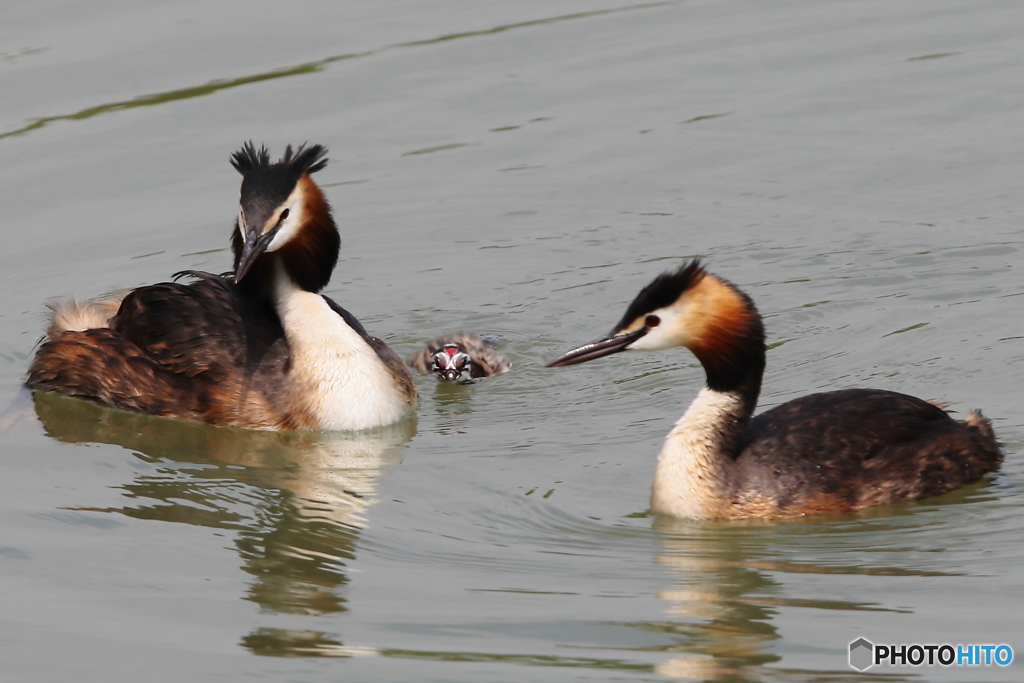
[547,260,1002,520]
[409,333,511,383]
[27,143,416,431]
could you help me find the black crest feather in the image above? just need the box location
[230,142,329,176]
[230,142,271,174]
[612,260,707,333]
[282,143,329,175]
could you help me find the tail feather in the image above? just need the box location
[965,410,999,450]
[46,295,126,340]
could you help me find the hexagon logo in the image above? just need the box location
[849,637,874,671]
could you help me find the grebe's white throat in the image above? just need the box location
[651,387,747,519]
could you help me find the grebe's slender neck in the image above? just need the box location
[650,377,759,519]
[678,273,766,398]
[648,274,766,519]
[270,262,411,430]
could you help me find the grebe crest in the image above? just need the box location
[409,333,511,383]
[548,259,1002,520]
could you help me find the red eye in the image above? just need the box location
[645,315,661,327]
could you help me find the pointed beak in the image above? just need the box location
[546,327,649,367]
[235,226,277,282]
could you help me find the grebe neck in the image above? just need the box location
[648,278,768,518]
[649,375,760,519]
[271,263,410,430]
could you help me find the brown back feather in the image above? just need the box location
[735,389,1002,514]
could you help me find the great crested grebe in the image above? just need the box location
[409,333,511,382]
[27,143,416,431]
[547,260,1002,519]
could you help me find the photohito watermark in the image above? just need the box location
[849,637,1013,672]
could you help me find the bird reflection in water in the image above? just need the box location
[649,523,781,681]
[648,515,951,680]
[429,381,478,435]
[33,390,415,656]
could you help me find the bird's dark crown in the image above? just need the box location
[231,142,328,209]
[612,259,707,333]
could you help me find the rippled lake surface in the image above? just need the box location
[2,1,1023,680]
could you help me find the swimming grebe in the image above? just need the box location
[547,261,1002,519]
[409,333,511,382]
[27,143,416,431]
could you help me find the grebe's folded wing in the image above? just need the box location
[737,388,1000,501]
[741,389,952,459]
[112,271,283,379]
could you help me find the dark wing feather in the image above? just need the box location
[322,295,372,341]
[29,271,299,429]
[112,271,284,380]
[27,327,294,429]
[28,328,204,418]
[736,389,1002,510]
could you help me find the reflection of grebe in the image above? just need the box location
[33,389,415,622]
[548,261,1002,519]
[27,144,415,430]
[409,333,510,383]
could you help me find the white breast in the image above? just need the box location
[274,268,411,430]
[650,387,744,519]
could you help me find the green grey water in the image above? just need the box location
[1,1,1022,680]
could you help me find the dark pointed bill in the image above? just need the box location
[546,327,648,367]
[235,227,279,282]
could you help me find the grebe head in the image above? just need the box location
[230,142,339,292]
[547,260,765,391]
[409,333,511,382]
[431,343,473,382]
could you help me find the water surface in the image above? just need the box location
[1,1,1022,680]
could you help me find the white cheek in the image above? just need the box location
[625,309,688,351]
[266,206,302,252]
[628,328,678,351]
